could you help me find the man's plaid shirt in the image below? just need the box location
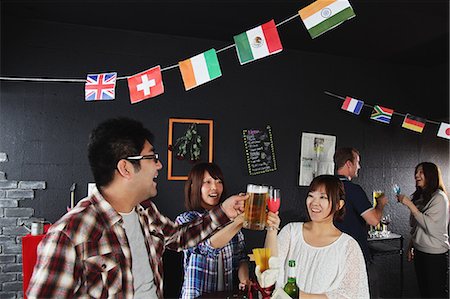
[27,188,230,298]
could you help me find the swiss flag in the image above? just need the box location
[127,66,164,104]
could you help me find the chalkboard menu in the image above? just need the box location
[242,125,277,175]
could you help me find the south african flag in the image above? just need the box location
[370,105,394,124]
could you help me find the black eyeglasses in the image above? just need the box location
[125,153,159,163]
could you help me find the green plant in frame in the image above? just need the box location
[169,123,202,161]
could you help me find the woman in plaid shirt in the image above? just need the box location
[176,163,250,298]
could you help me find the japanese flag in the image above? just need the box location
[127,66,164,104]
[437,122,450,140]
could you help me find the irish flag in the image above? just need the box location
[233,19,283,65]
[299,0,356,39]
[179,49,222,91]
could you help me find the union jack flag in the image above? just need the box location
[85,72,117,101]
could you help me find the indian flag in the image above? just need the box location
[178,49,222,91]
[233,19,283,65]
[299,0,356,39]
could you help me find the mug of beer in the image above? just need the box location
[243,184,269,230]
[372,190,384,231]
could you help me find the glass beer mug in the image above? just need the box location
[243,184,269,230]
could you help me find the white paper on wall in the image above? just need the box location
[299,132,336,186]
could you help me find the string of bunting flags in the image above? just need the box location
[324,91,450,141]
[0,0,356,103]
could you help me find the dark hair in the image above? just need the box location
[412,162,447,206]
[308,175,346,221]
[334,147,360,170]
[88,117,154,188]
[184,162,226,211]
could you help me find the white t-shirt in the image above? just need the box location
[276,222,369,299]
[120,209,158,299]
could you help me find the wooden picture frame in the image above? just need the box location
[168,118,214,180]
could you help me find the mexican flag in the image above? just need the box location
[233,19,283,65]
[299,0,356,39]
[178,49,222,91]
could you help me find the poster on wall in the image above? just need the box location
[242,125,277,176]
[299,132,336,186]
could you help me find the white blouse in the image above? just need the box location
[276,222,369,299]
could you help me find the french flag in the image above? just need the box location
[341,96,364,115]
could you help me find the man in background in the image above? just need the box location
[334,147,387,298]
[27,117,246,299]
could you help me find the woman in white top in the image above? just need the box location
[265,175,369,298]
[397,162,449,298]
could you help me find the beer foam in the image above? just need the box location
[247,184,269,194]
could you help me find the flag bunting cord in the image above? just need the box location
[0,13,300,82]
[324,91,441,125]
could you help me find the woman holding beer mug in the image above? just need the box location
[265,175,369,298]
[396,162,449,298]
[176,162,250,298]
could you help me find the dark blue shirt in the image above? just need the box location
[335,175,373,263]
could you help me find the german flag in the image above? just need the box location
[402,114,426,133]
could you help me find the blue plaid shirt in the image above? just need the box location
[176,210,248,299]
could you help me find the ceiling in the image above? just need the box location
[2,0,449,67]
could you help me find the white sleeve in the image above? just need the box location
[325,239,370,299]
[275,223,292,288]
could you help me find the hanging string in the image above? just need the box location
[324,90,441,125]
[276,14,299,28]
[0,13,301,83]
[0,77,85,83]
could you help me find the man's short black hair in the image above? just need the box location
[88,117,154,188]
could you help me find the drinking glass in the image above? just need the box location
[372,190,384,207]
[381,214,392,235]
[268,188,281,213]
[392,184,401,195]
[243,184,269,230]
[372,191,384,231]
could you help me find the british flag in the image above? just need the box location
[85,72,117,101]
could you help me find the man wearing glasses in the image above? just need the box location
[27,117,247,299]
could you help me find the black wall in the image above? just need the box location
[1,17,449,298]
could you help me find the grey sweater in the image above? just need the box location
[411,190,450,254]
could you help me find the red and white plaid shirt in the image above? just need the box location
[27,188,230,298]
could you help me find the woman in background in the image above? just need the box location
[397,162,449,298]
[265,175,369,298]
[176,162,250,298]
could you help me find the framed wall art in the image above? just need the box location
[167,118,214,180]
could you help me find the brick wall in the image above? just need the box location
[0,153,46,299]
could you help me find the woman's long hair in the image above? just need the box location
[412,162,447,207]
